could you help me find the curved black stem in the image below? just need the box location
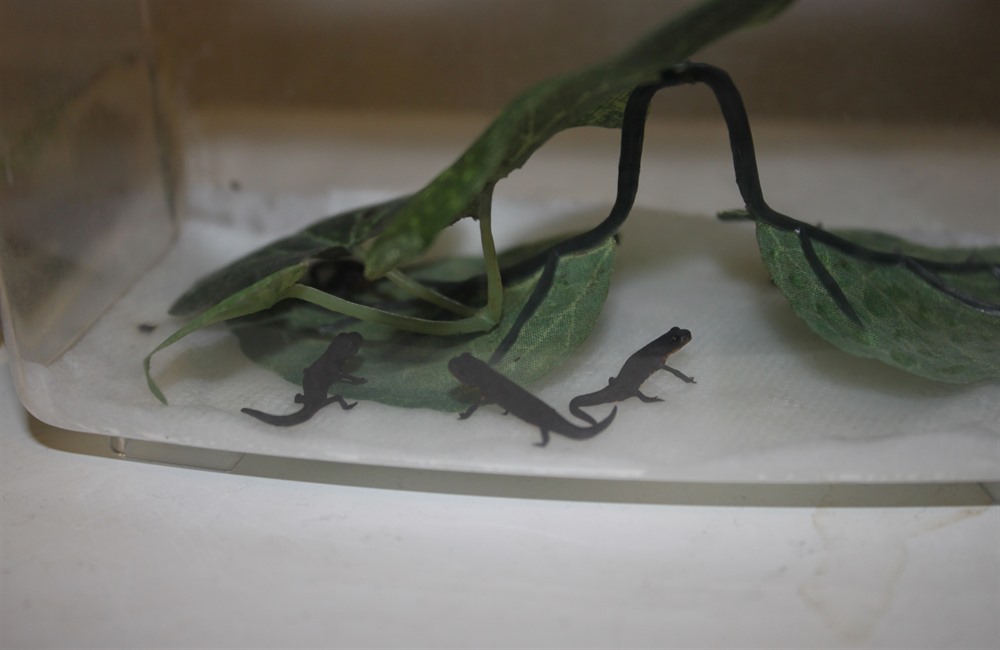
[488,83,660,363]
[660,62,1000,318]
[493,60,999,364]
[661,63,997,271]
[499,82,659,282]
[446,60,1000,364]
[798,227,862,326]
[490,250,559,364]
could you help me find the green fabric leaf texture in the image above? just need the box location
[362,0,795,278]
[757,223,1000,383]
[148,0,798,407]
[230,238,617,412]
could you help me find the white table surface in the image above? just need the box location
[2,346,999,649]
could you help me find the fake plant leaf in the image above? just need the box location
[229,237,616,412]
[362,0,795,278]
[144,261,311,404]
[152,0,794,406]
[757,223,1000,383]
[170,197,406,316]
[165,0,791,339]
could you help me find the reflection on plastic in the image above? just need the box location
[0,1,176,364]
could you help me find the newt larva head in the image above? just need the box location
[330,331,364,356]
[662,326,692,348]
[448,352,486,384]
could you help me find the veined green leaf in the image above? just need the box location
[757,223,1000,383]
[151,0,795,405]
[362,0,795,278]
[230,238,617,412]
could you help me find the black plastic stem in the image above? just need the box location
[487,61,1000,363]
[661,61,1000,317]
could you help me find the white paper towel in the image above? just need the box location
[13,185,999,483]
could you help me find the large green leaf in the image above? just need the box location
[757,223,1000,382]
[171,0,794,318]
[230,238,617,412]
[149,0,796,406]
[362,0,795,278]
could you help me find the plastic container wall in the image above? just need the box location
[0,0,177,365]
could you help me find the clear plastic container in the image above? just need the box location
[0,0,177,365]
[2,1,997,484]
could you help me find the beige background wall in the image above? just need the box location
[148,0,999,126]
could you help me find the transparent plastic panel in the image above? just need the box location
[2,1,997,484]
[0,0,176,365]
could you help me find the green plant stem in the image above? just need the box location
[382,269,480,317]
[477,185,505,325]
[285,285,497,335]
[285,193,506,335]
